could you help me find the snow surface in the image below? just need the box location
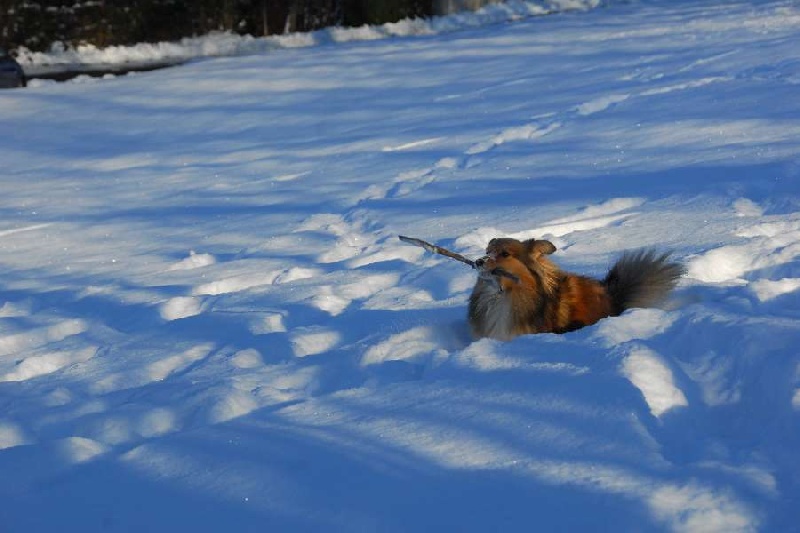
[1,0,800,531]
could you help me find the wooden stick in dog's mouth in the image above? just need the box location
[398,235,519,283]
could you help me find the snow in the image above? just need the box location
[14,0,602,70]
[1,0,800,531]
[620,344,688,417]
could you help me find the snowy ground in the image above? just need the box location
[1,0,800,531]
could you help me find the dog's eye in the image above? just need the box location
[501,251,510,258]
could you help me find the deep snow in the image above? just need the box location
[1,0,800,531]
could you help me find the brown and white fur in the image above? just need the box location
[468,238,684,340]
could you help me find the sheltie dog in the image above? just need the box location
[468,237,684,340]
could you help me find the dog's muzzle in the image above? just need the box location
[475,255,491,270]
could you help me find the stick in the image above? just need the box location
[398,235,520,283]
[398,235,476,268]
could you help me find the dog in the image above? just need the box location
[468,237,684,340]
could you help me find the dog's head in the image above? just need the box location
[476,237,556,269]
[474,237,556,289]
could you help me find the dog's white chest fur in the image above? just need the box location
[469,282,516,341]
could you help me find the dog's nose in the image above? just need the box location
[475,257,488,268]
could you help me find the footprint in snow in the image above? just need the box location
[464,120,561,158]
[294,213,375,263]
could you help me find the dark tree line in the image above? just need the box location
[0,0,433,53]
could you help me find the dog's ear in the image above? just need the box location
[524,239,556,257]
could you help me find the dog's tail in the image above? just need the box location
[603,249,684,315]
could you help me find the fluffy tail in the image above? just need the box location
[603,249,684,315]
